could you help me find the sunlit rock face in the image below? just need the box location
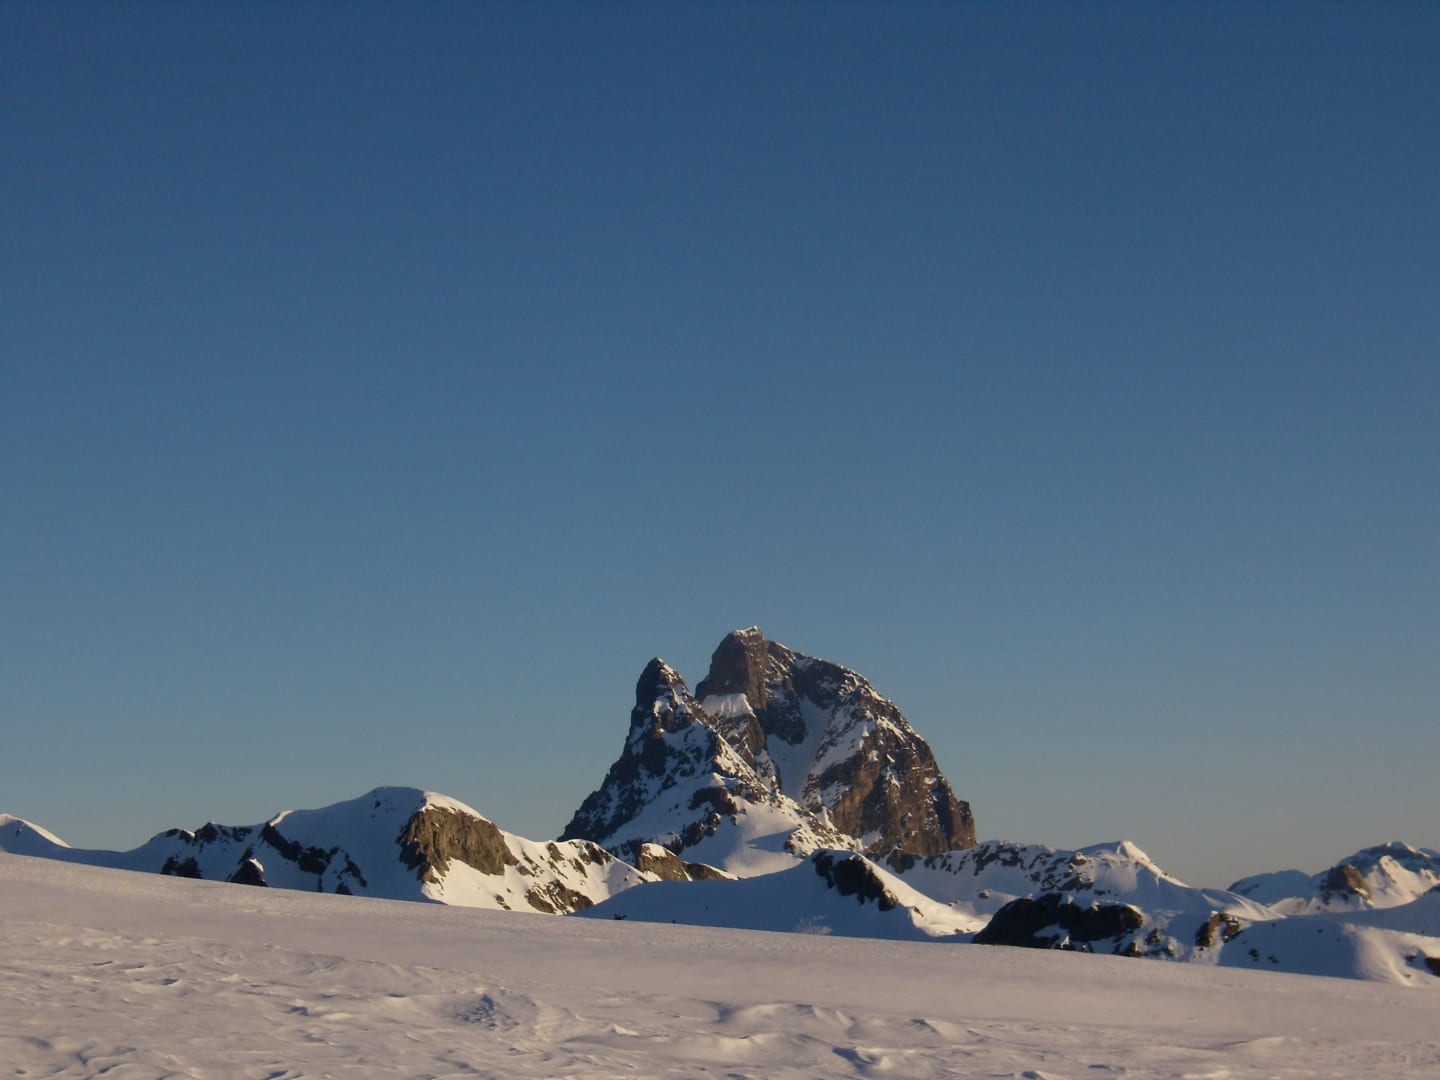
[695,627,976,859]
[562,629,975,872]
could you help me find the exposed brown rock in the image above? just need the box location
[1319,863,1372,904]
[633,843,691,882]
[1195,912,1245,948]
[525,881,595,914]
[683,860,732,881]
[397,805,518,883]
[697,628,976,859]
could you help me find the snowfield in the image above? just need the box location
[4,853,1438,1079]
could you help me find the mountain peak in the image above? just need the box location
[565,630,975,871]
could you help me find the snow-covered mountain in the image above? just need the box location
[0,787,653,914]
[899,839,1278,959]
[1229,842,1440,913]
[579,848,976,941]
[892,837,1440,984]
[3,624,1434,987]
[562,628,974,872]
[559,657,846,875]
[1216,885,1440,983]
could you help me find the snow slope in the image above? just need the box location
[579,848,979,939]
[0,787,653,913]
[4,852,1439,1079]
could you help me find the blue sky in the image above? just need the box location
[3,2,1436,887]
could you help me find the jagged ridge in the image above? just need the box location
[562,628,975,873]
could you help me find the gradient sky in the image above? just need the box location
[4,2,1436,888]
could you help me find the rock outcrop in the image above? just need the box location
[974,893,1147,953]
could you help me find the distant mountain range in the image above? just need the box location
[4,627,1437,986]
[0,787,653,914]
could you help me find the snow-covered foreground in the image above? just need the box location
[3,853,1437,1080]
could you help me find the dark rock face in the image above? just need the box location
[227,858,269,888]
[161,855,201,878]
[974,893,1145,953]
[812,851,898,911]
[696,628,975,859]
[398,805,518,882]
[260,822,335,877]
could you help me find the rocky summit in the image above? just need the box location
[561,628,975,872]
[695,627,975,859]
[559,657,845,872]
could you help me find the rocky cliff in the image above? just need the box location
[562,628,975,872]
[695,627,975,859]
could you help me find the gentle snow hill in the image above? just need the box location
[0,787,655,913]
[4,852,1439,1079]
[1230,842,1440,913]
[1219,898,1440,985]
[579,848,982,939]
[1218,884,1440,985]
[0,813,69,854]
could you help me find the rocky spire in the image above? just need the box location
[694,628,976,860]
[559,658,768,860]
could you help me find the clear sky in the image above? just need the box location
[3,2,1436,888]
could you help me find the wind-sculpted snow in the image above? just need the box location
[0,788,653,914]
[5,853,1439,1079]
